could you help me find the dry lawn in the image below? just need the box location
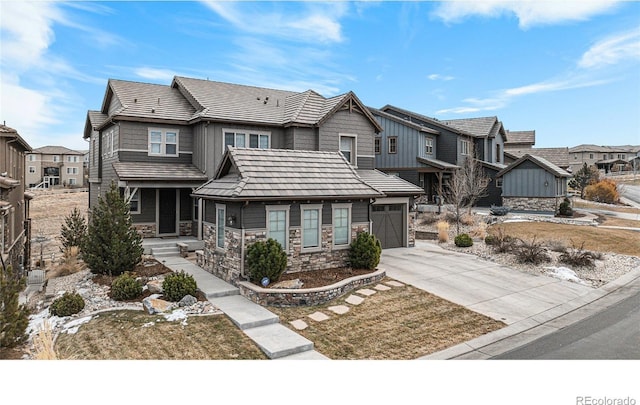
[491,222,640,256]
[573,200,640,215]
[598,217,640,228]
[269,279,505,360]
[54,310,268,360]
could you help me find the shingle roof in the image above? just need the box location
[368,107,440,135]
[32,145,84,155]
[416,156,459,170]
[112,162,208,182]
[356,169,424,196]
[503,147,569,169]
[380,105,474,137]
[569,144,640,153]
[505,130,535,146]
[498,154,572,178]
[0,124,31,151]
[441,116,505,139]
[193,147,385,201]
[105,79,197,122]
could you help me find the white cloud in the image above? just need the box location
[579,28,640,69]
[431,0,621,29]
[134,67,179,82]
[428,74,455,81]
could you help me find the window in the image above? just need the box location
[388,137,397,154]
[68,178,77,186]
[266,205,289,250]
[66,167,78,175]
[460,140,470,155]
[603,154,607,160]
[332,204,351,247]
[28,166,35,174]
[496,178,503,188]
[589,153,594,159]
[148,128,179,156]
[425,137,433,155]
[129,189,140,214]
[340,135,356,165]
[224,130,270,150]
[28,155,35,162]
[495,144,501,162]
[374,138,381,154]
[193,198,199,221]
[53,155,60,162]
[216,204,225,250]
[301,204,322,250]
[67,156,79,163]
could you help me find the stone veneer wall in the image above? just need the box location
[199,222,371,286]
[238,268,386,307]
[503,196,559,213]
[133,223,155,238]
[179,221,192,236]
[408,211,417,247]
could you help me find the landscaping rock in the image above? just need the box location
[270,279,304,289]
[143,295,175,314]
[146,279,164,294]
[178,294,197,307]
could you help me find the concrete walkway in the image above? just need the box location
[159,256,328,360]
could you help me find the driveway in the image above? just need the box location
[380,241,593,325]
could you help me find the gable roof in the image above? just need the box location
[356,169,425,196]
[380,105,475,137]
[441,116,507,140]
[505,130,535,146]
[113,162,208,183]
[368,107,440,135]
[84,110,109,139]
[497,154,572,178]
[31,145,84,155]
[0,124,32,151]
[503,147,570,169]
[193,147,385,201]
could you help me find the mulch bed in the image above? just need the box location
[271,267,376,289]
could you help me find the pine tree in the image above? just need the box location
[569,163,600,199]
[0,265,29,349]
[81,182,143,277]
[60,207,87,252]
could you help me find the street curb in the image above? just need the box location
[420,266,640,360]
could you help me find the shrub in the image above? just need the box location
[246,238,288,284]
[420,213,440,226]
[454,233,473,247]
[349,232,382,270]
[60,207,87,252]
[584,178,620,204]
[0,265,29,348]
[50,292,85,317]
[484,234,497,246]
[558,198,573,217]
[515,236,550,265]
[469,221,487,239]
[460,213,476,226]
[546,239,568,253]
[162,271,198,302]
[486,228,517,253]
[48,246,85,279]
[559,241,597,268]
[436,221,450,243]
[111,272,143,301]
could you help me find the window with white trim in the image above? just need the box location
[28,154,35,162]
[388,137,397,154]
[129,189,140,214]
[68,178,77,186]
[460,139,470,155]
[67,156,79,163]
[425,137,433,155]
[374,138,381,154]
[332,203,351,247]
[266,205,289,250]
[224,130,270,150]
[340,135,356,165]
[216,204,226,250]
[66,167,78,175]
[148,128,179,156]
[53,155,60,162]
[301,204,322,250]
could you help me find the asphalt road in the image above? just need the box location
[492,288,640,359]
[622,184,640,205]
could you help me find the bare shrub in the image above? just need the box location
[469,221,487,239]
[515,236,551,264]
[47,246,85,279]
[559,241,597,268]
[436,221,450,243]
[420,213,440,226]
[460,213,476,226]
[486,228,517,253]
[546,239,568,253]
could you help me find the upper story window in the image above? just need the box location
[224,130,270,150]
[460,139,470,156]
[425,137,434,155]
[28,166,36,174]
[603,154,607,160]
[148,128,179,156]
[52,155,60,162]
[66,167,78,175]
[27,154,35,162]
[374,138,381,155]
[67,156,79,163]
[103,130,114,157]
[388,137,397,154]
[339,134,356,165]
[589,153,594,159]
[496,144,501,163]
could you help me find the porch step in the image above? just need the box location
[151,246,180,258]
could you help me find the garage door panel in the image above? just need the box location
[371,204,405,249]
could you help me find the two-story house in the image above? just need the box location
[25,146,85,189]
[84,77,423,285]
[369,105,507,207]
[1,124,32,275]
[569,144,640,174]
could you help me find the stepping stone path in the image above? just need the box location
[345,294,365,305]
[384,280,405,287]
[355,288,377,297]
[290,319,308,331]
[308,311,330,322]
[327,305,350,315]
[374,284,391,291]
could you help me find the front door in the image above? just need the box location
[158,189,177,235]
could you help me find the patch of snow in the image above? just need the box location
[142,322,155,328]
[544,266,588,285]
[163,309,187,322]
[61,316,93,334]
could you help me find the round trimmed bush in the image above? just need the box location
[50,292,85,317]
[162,271,198,302]
[246,238,288,284]
[349,232,382,270]
[484,234,497,246]
[111,272,143,301]
[454,233,473,248]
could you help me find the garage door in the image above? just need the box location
[371,204,405,249]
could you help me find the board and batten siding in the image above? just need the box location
[374,116,419,169]
[118,122,193,164]
[319,109,376,169]
[502,163,560,198]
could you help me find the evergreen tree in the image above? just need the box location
[569,163,600,199]
[81,182,143,277]
[60,207,87,252]
[0,265,29,349]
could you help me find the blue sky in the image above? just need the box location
[1,1,639,151]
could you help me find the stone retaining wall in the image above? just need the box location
[503,196,560,213]
[238,268,386,307]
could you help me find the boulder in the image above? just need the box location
[146,279,164,294]
[143,295,174,314]
[178,294,197,307]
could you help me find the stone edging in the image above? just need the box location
[238,268,386,307]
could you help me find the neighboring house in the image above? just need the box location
[504,147,571,172]
[1,124,33,275]
[568,144,640,173]
[370,105,506,207]
[25,146,85,188]
[497,154,571,213]
[504,130,535,150]
[84,77,423,285]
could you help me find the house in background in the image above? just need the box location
[504,147,571,172]
[84,76,422,285]
[568,144,640,173]
[497,154,571,214]
[504,130,535,150]
[25,146,85,189]
[1,124,32,275]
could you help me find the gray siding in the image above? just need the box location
[319,109,375,159]
[131,188,157,223]
[292,127,317,151]
[373,115,421,169]
[502,162,559,198]
[118,122,193,164]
